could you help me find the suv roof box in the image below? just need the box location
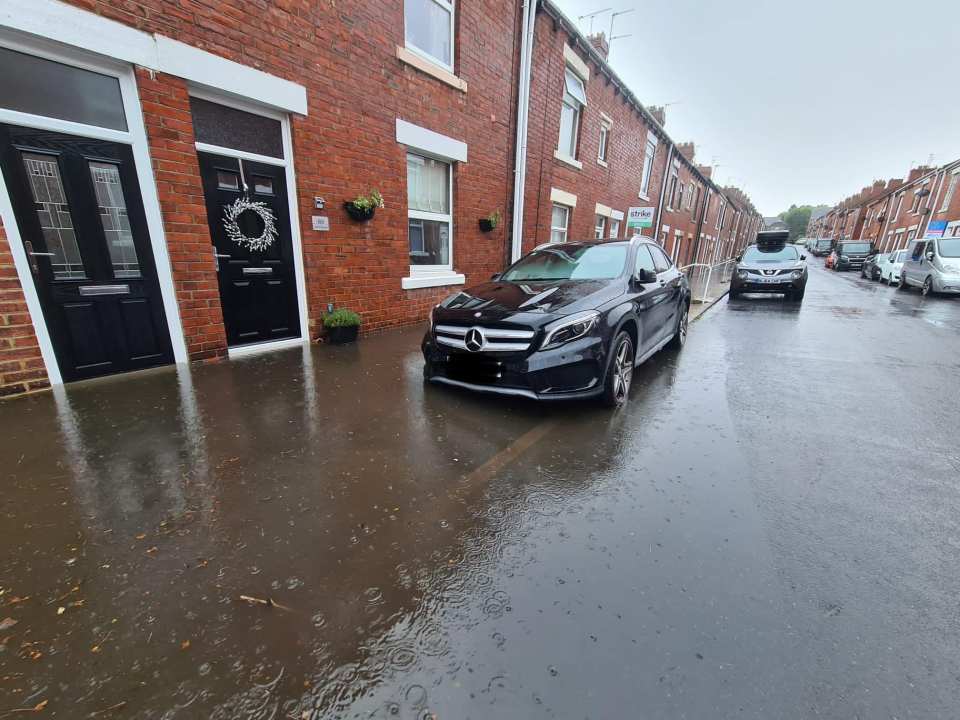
[756,230,789,247]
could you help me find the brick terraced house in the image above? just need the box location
[0,0,761,396]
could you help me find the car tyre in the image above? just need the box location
[667,302,689,350]
[860,267,867,278]
[899,275,910,291]
[601,331,634,408]
[729,289,740,300]
[922,276,934,297]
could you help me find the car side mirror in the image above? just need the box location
[633,268,655,284]
[490,273,501,281]
[926,252,935,262]
[800,254,807,261]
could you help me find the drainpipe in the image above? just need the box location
[652,141,674,244]
[510,0,537,263]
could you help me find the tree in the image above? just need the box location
[779,205,813,243]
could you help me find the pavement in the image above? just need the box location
[2,261,960,719]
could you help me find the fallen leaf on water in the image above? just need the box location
[56,607,65,616]
[180,640,190,650]
[145,547,158,554]
[0,617,17,631]
[90,645,101,654]
[135,534,146,540]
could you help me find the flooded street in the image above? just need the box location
[3,263,960,718]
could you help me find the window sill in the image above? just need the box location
[553,150,583,170]
[597,158,608,168]
[396,46,467,92]
[402,272,466,290]
[638,192,650,201]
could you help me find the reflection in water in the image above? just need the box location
[1,329,682,719]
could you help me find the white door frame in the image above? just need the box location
[0,29,189,385]
[188,86,310,358]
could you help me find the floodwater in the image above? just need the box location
[2,263,960,718]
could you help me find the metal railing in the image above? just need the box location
[679,258,737,304]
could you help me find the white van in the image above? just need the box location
[900,237,960,296]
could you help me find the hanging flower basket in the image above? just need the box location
[479,218,495,232]
[344,202,376,222]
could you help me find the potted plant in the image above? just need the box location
[479,209,501,233]
[344,190,384,222]
[322,308,361,344]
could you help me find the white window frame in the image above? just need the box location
[666,170,678,211]
[594,214,606,239]
[893,193,903,220]
[551,203,571,244]
[597,114,611,166]
[717,199,726,229]
[940,169,960,212]
[672,229,683,262]
[609,218,620,239]
[639,137,657,198]
[396,119,467,289]
[911,181,929,214]
[403,0,456,73]
[557,66,587,164]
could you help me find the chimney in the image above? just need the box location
[872,180,886,191]
[677,142,695,162]
[588,33,609,61]
[696,164,712,178]
[648,105,666,127]
[887,178,903,191]
[907,166,931,183]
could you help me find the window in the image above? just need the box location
[893,193,903,220]
[911,182,928,213]
[906,229,917,243]
[407,152,452,269]
[659,227,669,247]
[598,121,610,164]
[640,137,656,196]
[89,161,141,279]
[910,239,924,259]
[940,170,960,212]
[650,245,672,272]
[609,218,620,239]
[673,230,683,262]
[717,200,726,229]
[691,186,700,217]
[594,214,606,240]
[558,68,586,159]
[551,203,570,244]
[634,245,656,276]
[404,0,455,70]
[502,244,627,281]
[666,171,678,210]
[21,152,85,280]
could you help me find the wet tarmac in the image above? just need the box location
[2,261,960,718]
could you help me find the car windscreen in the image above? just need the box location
[741,245,799,263]
[816,240,831,248]
[937,238,960,258]
[501,244,628,281]
[840,243,872,253]
[894,250,907,262]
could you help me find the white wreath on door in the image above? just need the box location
[223,198,278,252]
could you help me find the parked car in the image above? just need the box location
[729,232,808,301]
[811,239,833,257]
[900,237,960,296]
[860,253,884,281]
[832,241,874,272]
[877,248,908,285]
[422,238,691,407]
[825,252,836,269]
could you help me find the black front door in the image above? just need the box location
[197,152,300,347]
[0,124,173,382]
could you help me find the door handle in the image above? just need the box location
[23,240,43,277]
[28,251,56,256]
[213,249,231,272]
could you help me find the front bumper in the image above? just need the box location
[422,332,607,401]
[731,275,806,294]
[836,257,868,270]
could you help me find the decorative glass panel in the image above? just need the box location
[217,170,241,191]
[88,162,141,279]
[407,154,450,214]
[409,218,449,266]
[21,153,85,280]
[252,176,274,195]
[189,97,283,159]
[0,47,127,131]
[405,0,453,66]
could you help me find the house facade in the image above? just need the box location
[0,0,761,397]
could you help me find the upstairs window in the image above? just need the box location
[640,137,656,196]
[558,68,586,159]
[598,119,611,164]
[940,170,959,212]
[405,0,455,70]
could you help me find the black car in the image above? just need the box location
[810,239,833,257]
[860,252,883,280]
[729,233,808,301]
[422,238,691,407]
[832,241,874,271]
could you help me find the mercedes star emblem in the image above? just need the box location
[465,327,484,352]
[474,311,482,318]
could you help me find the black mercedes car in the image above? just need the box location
[422,238,691,407]
[729,232,808,301]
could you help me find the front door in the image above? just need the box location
[197,152,300,347]
[0,124,173,382]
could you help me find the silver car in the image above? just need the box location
[900,237,960,296]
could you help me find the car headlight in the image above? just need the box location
[840,254,848,261]
[791,270,803,280]
[540,311,599,350]
[737,270,749,280]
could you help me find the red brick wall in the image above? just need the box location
[660,160,706,266]
[0,219,49,397]
[136,69,227,362]
[57,0,521,339]
[522,12,667,251]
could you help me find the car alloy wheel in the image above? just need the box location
[669,304,689,349]
[603,332,634,407]
[922,277,933,297]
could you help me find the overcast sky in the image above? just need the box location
[551,0,960,216]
